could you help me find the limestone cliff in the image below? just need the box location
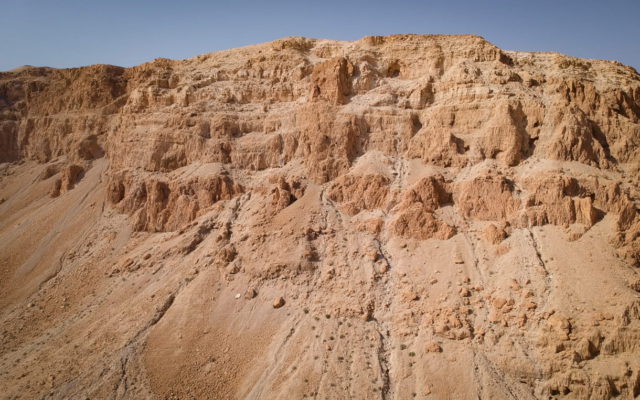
[1,35,640,399]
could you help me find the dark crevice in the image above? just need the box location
[589,120,618,164]
[410,113,422,135]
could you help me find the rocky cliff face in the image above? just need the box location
[1,35,640,399]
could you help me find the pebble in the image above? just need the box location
[272,297,285,308]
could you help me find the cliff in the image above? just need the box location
[1,34,640,399]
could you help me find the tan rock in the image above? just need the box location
[327,174,390,215]
[403,290,420,301]
[425,343,443,353]
[390,205,457,241]
[455,176,521,221]
[244,288,257,299]
[310,57,352,105]
[272,297,285,309]
[483,224,508,244]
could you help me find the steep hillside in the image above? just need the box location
[1,34,640,399]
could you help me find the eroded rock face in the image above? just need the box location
[310,57,352,105]
[455,175,521,221]
[269,175,307,213]
[1,35,640,400]
[389,175,456,240]
[107,171,243,232]
[390,203,457,240]
[327,174,391,215]
[521,174,602,228]
[50,164,84,197]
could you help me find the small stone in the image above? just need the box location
[601,312,614,320]
[429,278,438,284]
[483,224,507,244]
[492,298,508,309]
[143,253,151,260]
[272,297,285,309]
[234,293,241,299]
[522,289,534,298]
[459,288,471,297]
[434,323,449,334]
[403,290,419,301]
[575,338,595,361]
[227,262,240,274]
[245,288,257,299]
[425,343,442,353]
[517,313,528,327]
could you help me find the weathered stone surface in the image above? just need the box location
[1,35,640,400]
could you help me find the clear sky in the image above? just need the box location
[1,0,639,72]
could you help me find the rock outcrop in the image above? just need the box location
[1,34,639,400]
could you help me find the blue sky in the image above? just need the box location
[1,0,639,71]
